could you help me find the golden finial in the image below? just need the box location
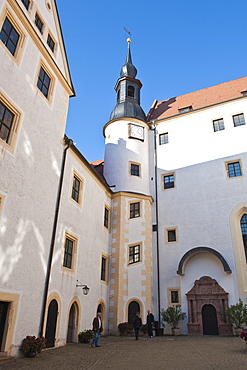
[127,37,132,43]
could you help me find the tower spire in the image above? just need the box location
[109,39,146,122]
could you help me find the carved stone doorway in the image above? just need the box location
[186,276,232,336]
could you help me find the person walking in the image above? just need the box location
[91,312,103,347]
[133,312,142,340]
[147,310,154,338]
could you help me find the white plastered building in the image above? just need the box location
[1,0,247,360]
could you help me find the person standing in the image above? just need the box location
[147,310,155,338]
[133,312,142,340]
[91,312,103,347]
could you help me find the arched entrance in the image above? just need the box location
[186,276,232,335]
[67,303,78,343]
[202,304,218,335]
[128,301,140,324]
[45,299,58,348]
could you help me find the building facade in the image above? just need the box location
[1,0,247,359]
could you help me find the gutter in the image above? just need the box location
[38,137,73,338]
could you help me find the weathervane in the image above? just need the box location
[123,26,133,42]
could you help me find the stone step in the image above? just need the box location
[0,353,15,365]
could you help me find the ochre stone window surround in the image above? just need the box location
[101,254,109,283]
[0,8,26,63]
[62,231,78,273]
[0,93,21,154]
[168,288,181,305]
[165,227,178,244]
[130,161,141,177]
[225,159,243,179]
[35,61,55,103]
[162,172,176,190]
[128,243,142,265]
[70,170,83,207]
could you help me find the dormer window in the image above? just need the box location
[241,91,247,97]
[128,85,135,98]
[178,106,192,114]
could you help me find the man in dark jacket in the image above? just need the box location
[147,310,154,338]
[133,312,142,340]
[91,312,103,347]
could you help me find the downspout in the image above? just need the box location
[153,123,161,327]
[38,137,73,338]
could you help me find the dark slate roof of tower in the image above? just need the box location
[120,41,137,78]
[109,39,146,122]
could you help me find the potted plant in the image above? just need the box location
[78,329,94,343]
[118,322,133,335]
[19,336,46,357]
[225,299,247,336]
[161,305,186,335]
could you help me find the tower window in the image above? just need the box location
[104,207,109,229]
[117,89,120,102]
[130,163,140,177]
[128,85,135,98]
[130,202,140,218]
[0,17,20,56]
[129,244,140,264]
[63,238,73,269]
[101,257,107,281]
[71,175,80,203]
[167,229,176,242]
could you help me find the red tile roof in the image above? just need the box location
[147,76,247,122]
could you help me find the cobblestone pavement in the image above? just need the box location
[1,335,247,370]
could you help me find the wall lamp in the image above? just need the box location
[76,280,90,295]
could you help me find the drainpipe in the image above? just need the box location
[152,123,161,327]
[38,137,73,338]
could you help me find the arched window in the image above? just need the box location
[117,89,120,102]
[128,85,134,98]
[240,214,247,260]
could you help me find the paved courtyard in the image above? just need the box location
[1,335,247,369]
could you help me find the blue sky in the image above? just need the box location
[56,0,247,162]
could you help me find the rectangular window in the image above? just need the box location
[233,113,245,127]
[168,288,181,305]
[21,0,30,10]
[35,13,43,33]
[101,257,106,281]
[37,67,51,98]
[178,106,192,113]
[164,174,175,189]
[0,101,14,143]
[104,207,109,228]
[47,34,55,52]
[213,118,225,132]
[129,245,140,264]
[227,161,242,178]
[71,175,80,203]
[130,202,140,219]
[171,290,179,304]
[159,133,168,145]
[131,163,140,176]
[159,132,169,145]
[0,17,20,56]
[63,238,73,269]
[167,229,176,242]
